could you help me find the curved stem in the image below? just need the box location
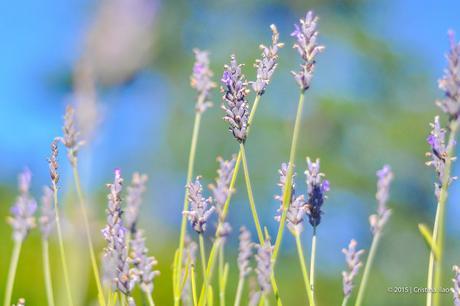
[240,144,264,243]
[52,182,74,306]
[233,277,245,306]
[42,239,56,306]
[426,204,440,306]
[295,235,315,306]
[432,120,458,306]
[354,232,381,306]
[341,296,350,306]
[72,165,106,306]
[146,292,155,306]
[310,229,317,292]
[176,110,203,304]
[3,240,22,306]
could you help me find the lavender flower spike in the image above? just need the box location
[252,24,284,95]
[191,49,216,113]
[342,239,365,299]
[237,226,253,278]
[255,240,274,294]
[130,230,160,294]
[369,165,394,235]
[208,155,236,218]
[61,105,84,166]
[274,163,307,235]
[125,172,148,234]
[221,55,250,143]
[452,265,460,306]
[436,30,460,119]
[39,186,55,240]
[8,169,37,242]
[102,169,135,295]
[183,176,215,233]
[291,11,325,92]
[305,158,330,228]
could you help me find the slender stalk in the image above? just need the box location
[175,108,203,305]
[432,120,458,306]
[191,264,198,306]
[354,232,381,306]
[71,165,106,306]
[341,296,350,306]
[295,234,315,306]
[3,241,22,306]
[219,244,226,306]
[42,239,56,306]
[51,182,74,306]
[426,204,440,306]
[146,293,155,306]
[233,277,245,306]
[309,229,317,292]
[240,144,264,243]
[199,234,208,306]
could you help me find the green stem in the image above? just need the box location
[42,239,55,306]
[3,240,22,306]
[199,234,208,306]
[432,119,458,306]
[354,232,382,306]
[175,109,203,305]
[240,144,264,243]
[191,264,198,306]
[426,203,440,306]
[219,244,226,306]
[71,165,106,306]
[233,277,245,306]
[146,293,155,306]
[310,229,317,293]
[341,296,350,306]
[52,182,74,306]
[295,234,315,306]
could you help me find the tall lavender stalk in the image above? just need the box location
[427,30,460,306]
[342,240,365,306]
[355,165,394,306]
[175,48,215,305]
[125,172,148,234]
[234,227,253,306]
[4,169,37,306]
[254,240,274,304]
[61,105,105,306]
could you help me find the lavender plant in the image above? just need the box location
[125,172,148,234]
[234,226,253,306]
[254,240,274,304]
[341,240,365,306]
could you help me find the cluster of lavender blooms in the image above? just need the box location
[251,25,284,95]
[436,30,460,120]
[342,239,365,299]
[291,11,325,92]
[453,265,460,306]
[221,55,250,143]
[124,172,148,234]
[369,165,394,235]
[254,240,274,295]
[237,226,253,278]
[208,155,236,218]
[39,186,55,240]
[184,177,215,234]
[60,105,84,166]
[191,49,216,113]
[8,169,37,242]
[130,230,160,294]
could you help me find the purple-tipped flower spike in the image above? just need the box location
[191,49,215,113]
[452,265,460,306]
[181,235,198,305]
[342,239,365,298]
[130,230,160,294]
[426,116,456,199]
[48,138,60,188]
[252,24,284,95]
[291,11,325,92]
[102,169,135,295]
[183,177,215,233]
[248,277,261,306]
[221,55,250,143]
[127,297,136,306]
[369,165,394,235]
[208,155,236,218]
[305,158,330,228]
[217,222,232,242]
[436,31,460,120]
[255,240,274,294]
[8,169,37,242]
[237,226,253,278]
[61,105,85,166]
[39,186,55,240]
[125,172,148,234]
[274,163,307,235]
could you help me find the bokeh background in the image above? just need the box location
[1,0,460,305]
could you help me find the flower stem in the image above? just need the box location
[175,110,203,304]
[240,144,264,243]
[310,229,317,292]
[191,264,198,306]
[52,182,74,306]
[233,277,245,306]
[295,234,315,306]
[426,204,440,306]
[42,239,56,306]
[432,119,458,306]
[199,234,208,306]
[354,232,382,306]
[341,296,350,306]
[3,240,22,306]
[71,165,106,306]
[219,244,226,306]
[146,292,155,306]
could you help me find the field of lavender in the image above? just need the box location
[1,1,460,306]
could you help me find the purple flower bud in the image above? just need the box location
[124,172,148,234]
[39,186,55,240]
[237,226,252,278]
[255,240,274,293]
[305,158,329,228]
[342,239,365,298]
[130,230,159,294]
[183,177,215,233]
[61,105,85,166]
[191,49,215,113]
[208,155,236,218]
[369,165,394,235]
